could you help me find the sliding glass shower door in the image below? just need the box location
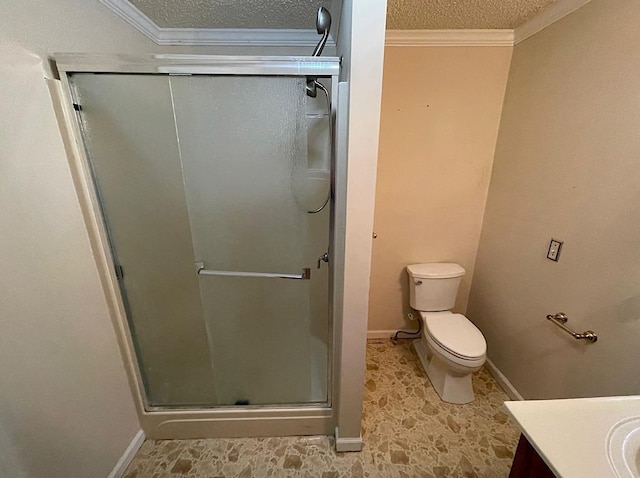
[70,73,332,408]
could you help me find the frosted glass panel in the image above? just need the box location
[170,76,330,405]
[71,72,331,408]
[71,74,217,406]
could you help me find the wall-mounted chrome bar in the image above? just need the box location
[546,312,598,343]
[195,262,310,280]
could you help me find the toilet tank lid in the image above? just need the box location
[406,263,465,279]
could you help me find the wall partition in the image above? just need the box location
[56,55,343,438]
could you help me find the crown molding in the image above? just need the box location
[514,0,593,44]
[385,30,515,47]
[384,0,594,48]
[99,0,334,47]
[101,0,592,48]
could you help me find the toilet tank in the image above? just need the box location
[407,263,465,311]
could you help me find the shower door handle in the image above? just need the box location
[317,252,329,269]
[195,262,311,280]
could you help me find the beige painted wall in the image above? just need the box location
[368,46,512,333]
[0,0,168,478]
[0,50,140,478]
[0,1,164,476]
[467,0,640,399]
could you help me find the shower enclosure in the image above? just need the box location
[55,54,345,438]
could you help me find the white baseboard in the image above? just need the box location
[334,427,363,452]
[108,429,146,478]
[366,330,399,340]
[484,358,524,401]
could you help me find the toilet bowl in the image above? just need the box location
[407,263,487,404]
[414,311,486,404]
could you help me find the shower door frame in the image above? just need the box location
[55,54,346,439]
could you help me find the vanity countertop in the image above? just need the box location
[505,396,640,478]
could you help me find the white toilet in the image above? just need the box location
[407,263,487,404]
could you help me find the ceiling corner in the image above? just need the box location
[99,0,338,47]
[99,0,162,43]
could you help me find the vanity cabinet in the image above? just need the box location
[509,434,556,478]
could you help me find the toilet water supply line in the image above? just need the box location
[391,312,423,343]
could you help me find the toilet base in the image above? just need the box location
[413,339,477,404]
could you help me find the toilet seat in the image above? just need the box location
[421,312,486,362]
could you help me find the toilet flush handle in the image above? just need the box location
[414,280,423,285]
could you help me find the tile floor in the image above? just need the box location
[124,340,520,477]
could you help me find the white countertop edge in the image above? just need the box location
[504,396,640,478]
[504,401,563,477]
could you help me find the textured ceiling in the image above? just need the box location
[129,0,334,29]
[125,0,556,31]
[386,0,557,29]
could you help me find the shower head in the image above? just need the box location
[312,7,332,57]
[316,6,332,35]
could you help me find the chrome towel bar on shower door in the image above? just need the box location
[195,262,311,280]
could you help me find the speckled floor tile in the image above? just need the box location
[124,340,519,477]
